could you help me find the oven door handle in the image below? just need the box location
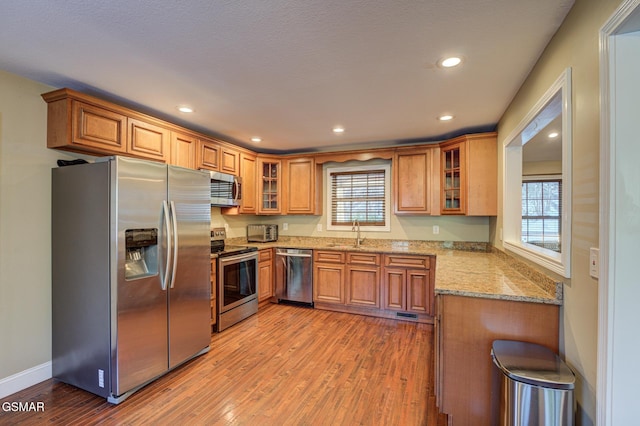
[219,251,258,264]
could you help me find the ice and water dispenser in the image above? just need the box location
[124,228,159,280]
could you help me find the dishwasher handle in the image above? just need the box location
[278,252,312,258]
[276,248,312,258]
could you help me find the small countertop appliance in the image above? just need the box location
[247,224,278,242]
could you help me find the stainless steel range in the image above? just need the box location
[211,228,258,331]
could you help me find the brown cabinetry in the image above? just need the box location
[439,133,497,216]
[220,146,240,175]
[441,141,464,213]
[284,157,322,215]
[313,251,346,304]
[43,89,176,162]
[69,100,127,154]
[197,138,220,171]
[394,147,439,215]
[313,250,433,322]
[127,117,170,162]
[170,131,197,168]
[258,248,274,303]
[345,253,380,308]
[435,294,559,425]
[43,90,498,220]
[196,139,241,174]
[383,254,434,316]
[257,157,282,214]
[238,152,257,214]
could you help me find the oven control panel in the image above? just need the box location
[211,227,226,241]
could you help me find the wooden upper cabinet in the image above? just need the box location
[170,131,196,169]
[239,152,257,214]
[42,89,128,155]
[128,118,170,163]
[284,157,322,215]
[257,156,282,215]
[440,141,465,215]
[440,133,497,216]
[196,138,220,171]
[394,147,440,215]
[220,146,240,175]
[71,101,127,154]
[43,88,169,162]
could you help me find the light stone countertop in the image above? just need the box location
[225,236,562,305]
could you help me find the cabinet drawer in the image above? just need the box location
[314,250,346,264]
[347,252,380,266]
[384,254,431,269]
[258,248,272,262]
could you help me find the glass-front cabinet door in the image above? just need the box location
[441,142,465,214]
[258,157,282,214]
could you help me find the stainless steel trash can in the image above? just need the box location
[491,340,575,426]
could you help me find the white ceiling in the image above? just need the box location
[0,0,574,154]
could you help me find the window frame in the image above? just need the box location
[521,176,562,252]
[325,163,391,232]
[502,68,572,278]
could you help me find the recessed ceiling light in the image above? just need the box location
[333,126,345,134]
[251,137,262,143]
[177,105,194,113]
[439,57,462,68]
[548,132,559,138]
[438,114,454,121]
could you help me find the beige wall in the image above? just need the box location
[494,0,623,423]
[0,70,82,382]
[522,160,562,176]
[220,211,490,242]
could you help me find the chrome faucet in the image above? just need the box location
[352,220,365,247]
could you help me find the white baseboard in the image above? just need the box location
[0,362,52,400]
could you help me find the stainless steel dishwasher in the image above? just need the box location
[275,248,313,306]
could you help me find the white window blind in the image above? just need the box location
[330,169,386,226]
[521,179,562,252]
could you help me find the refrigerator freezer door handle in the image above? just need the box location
[162,200,172,291]
[169,200,179,288]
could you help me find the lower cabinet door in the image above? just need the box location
[407,269,430,314]
[313,264,345,304]
[346,266,380,308]
[383,268,406,311]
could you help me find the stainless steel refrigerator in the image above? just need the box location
[51,156,211,404]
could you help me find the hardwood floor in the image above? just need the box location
[0,304,446,425]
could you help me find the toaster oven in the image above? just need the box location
[247,224,278,242]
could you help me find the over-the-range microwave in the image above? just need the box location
[204,170,242,207]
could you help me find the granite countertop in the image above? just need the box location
[225,236,562,305]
